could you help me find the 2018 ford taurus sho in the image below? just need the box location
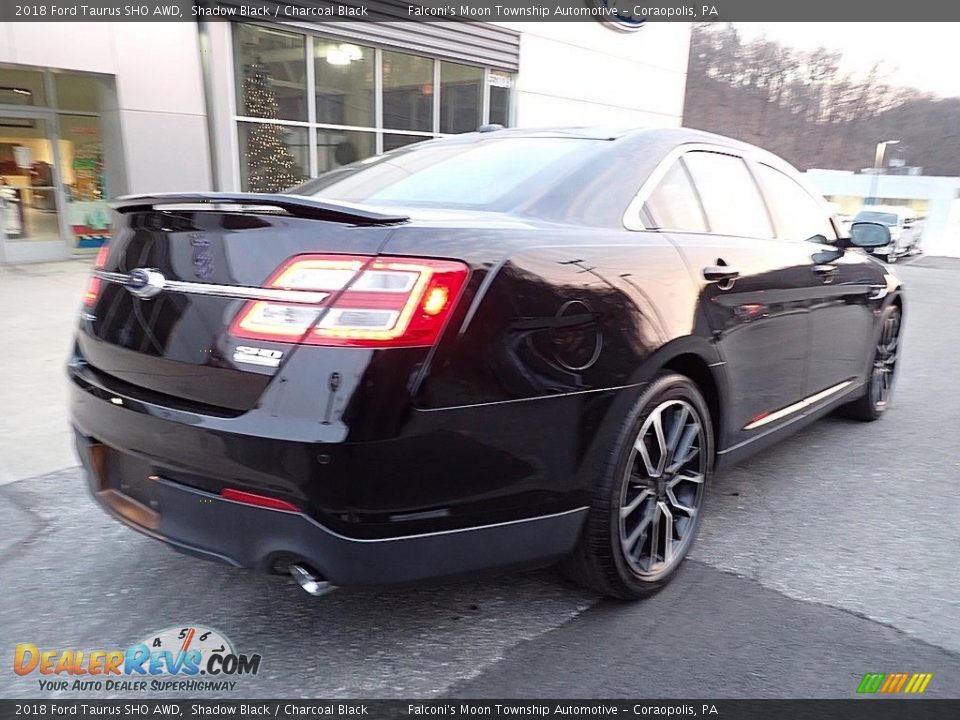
[70,127,902,599]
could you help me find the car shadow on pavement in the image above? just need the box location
[0,466,598,698]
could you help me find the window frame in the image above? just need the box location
[751,161,840,244]
[643,157,709,234]
[229,23,515,192]
[625,142,832,244]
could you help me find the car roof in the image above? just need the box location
[434,125,789,170]
[317,126,810,228]
[450,125,757,147]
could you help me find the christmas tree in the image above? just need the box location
[242,60,305,193]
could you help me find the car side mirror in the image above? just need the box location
[843,221,892,249]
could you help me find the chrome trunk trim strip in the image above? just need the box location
[93,269,330,305]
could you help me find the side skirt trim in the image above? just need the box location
[743,380,855,431]
[718,379,862,458]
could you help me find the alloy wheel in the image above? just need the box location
[871,309,901,409]
[619,399,706,578]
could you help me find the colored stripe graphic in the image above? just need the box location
[857,673,885,693]
[881,673,909,693]
[905,673,933,694]
[857,672,932,694]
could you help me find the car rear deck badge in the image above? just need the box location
[126,268,166,299]
[233,345,283,368]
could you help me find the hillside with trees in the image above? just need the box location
[683,23,960,176]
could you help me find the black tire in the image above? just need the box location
[841,304,902,421]
[561,373,714,600]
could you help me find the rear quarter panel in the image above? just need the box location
[377,225,719,514]
[415,231,705,409]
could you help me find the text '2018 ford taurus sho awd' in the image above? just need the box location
[70,127,902,599]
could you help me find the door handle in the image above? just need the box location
[703,266,740,284]
[703,266,740,291]
[813,264,839,283]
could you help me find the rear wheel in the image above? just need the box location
[561,373,714,599]
[842,304,901,421]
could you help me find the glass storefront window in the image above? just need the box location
[53,73,105,113]
[489,86,510,127]
[238,121,308,193]
[314,41,374,127]
[382,51,434,133]
[0,117,61,243]
[0,68,121,259]
[489,72,513,127]
[317,129,374,173]
[0,67,47,107]
[383,134,430,152]
[231,27,514,189]
[440,61,483,134]
[234,25,307,123]
[58,114,111,248]
[490,93,510,126]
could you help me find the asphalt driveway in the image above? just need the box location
[1,257,957,699]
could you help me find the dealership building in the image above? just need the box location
[0,10,691,263]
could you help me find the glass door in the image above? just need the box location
[0,111,66,261]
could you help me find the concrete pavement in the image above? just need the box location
[0,259,92,485]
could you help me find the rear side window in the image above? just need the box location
[292,137,597,209]
[683,151,773,239]
[755,164,837,242]
[644,161,707,232]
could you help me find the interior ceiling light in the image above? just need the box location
[326,44,364,66]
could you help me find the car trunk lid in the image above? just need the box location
[78,193,407,412]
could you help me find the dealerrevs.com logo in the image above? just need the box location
[14,626,261,693]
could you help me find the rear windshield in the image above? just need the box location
[290,137,598,210]
[853,211,899,226]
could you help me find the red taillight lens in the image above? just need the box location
[220,488,300,513]
[83,245,110,308]
[229,254,469,348]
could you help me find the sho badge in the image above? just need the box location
[233,345,283,368]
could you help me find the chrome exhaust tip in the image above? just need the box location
[289,564,334,597]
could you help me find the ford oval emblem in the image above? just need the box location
[589,0,647,31]
[126,268,166,300]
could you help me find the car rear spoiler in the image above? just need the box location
[110,192,409,226]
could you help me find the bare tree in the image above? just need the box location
[684,24,958,176]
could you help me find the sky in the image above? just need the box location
[734,23,960,99]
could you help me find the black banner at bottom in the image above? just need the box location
[1,700,959,720]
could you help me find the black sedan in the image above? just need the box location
[70,127,903,600]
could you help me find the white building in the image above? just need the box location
[0,15,690,264]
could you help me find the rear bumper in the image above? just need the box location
[76,434,585,585]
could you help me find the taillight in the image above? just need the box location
[229,254,469,348]
[83,245,110,308]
